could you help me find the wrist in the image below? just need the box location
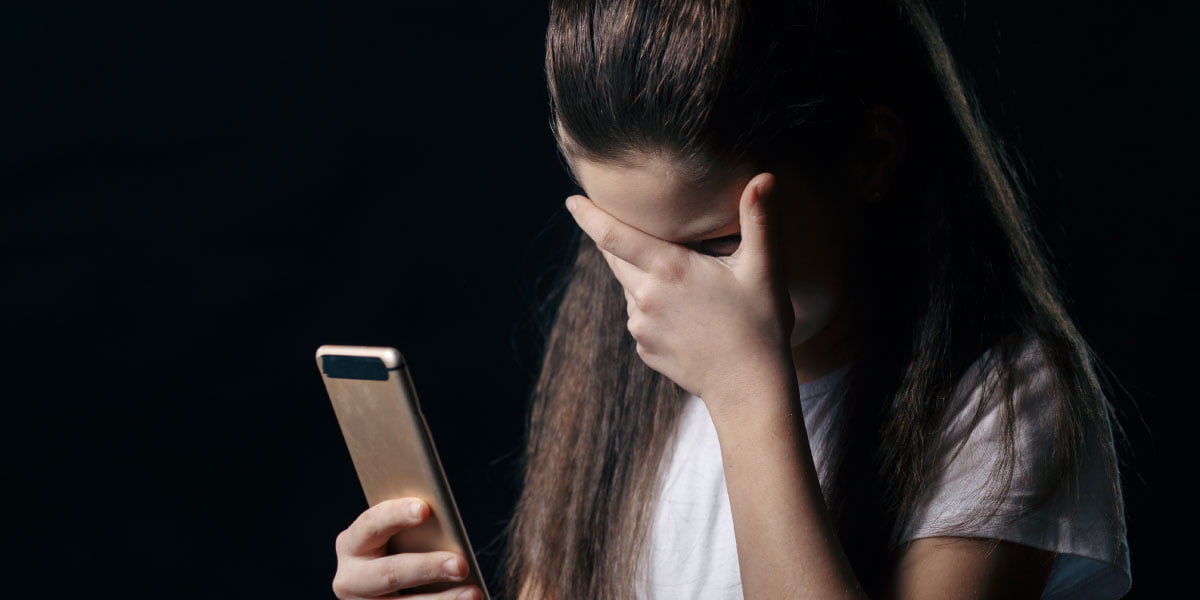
[703,351,800,427]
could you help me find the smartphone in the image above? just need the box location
[316,344,490,599]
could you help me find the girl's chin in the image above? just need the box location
[787,286,840,348]
[790,315,827,348]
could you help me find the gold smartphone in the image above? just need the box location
[316,344,490,599]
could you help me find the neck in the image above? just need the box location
[790,300,856,386]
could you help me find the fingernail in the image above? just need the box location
[457,589,477,600]
[407,500,424,519]
[442,556,464,578]
[565,196,578,212]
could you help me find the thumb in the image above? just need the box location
[735,172,778,275]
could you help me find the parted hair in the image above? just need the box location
[503,1,1128,598]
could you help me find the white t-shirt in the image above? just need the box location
[639,337,1132,599]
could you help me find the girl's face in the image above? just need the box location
[564,150,859,377]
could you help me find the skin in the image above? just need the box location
[561,148,856,388]
[556,106,1056,598]
[331,498,483,600]
[329,106,1054,598]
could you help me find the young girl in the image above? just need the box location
[332,1,1132,598]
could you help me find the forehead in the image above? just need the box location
[565,152,748,243]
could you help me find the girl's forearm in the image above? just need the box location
[708,362,869,600]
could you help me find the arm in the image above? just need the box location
[708,357,865,600]
[884,537,1055,600]
[708,359,1055,600]
[561,177,1061,597]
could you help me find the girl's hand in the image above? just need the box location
[564,172,796,406]
[332,498,482,600]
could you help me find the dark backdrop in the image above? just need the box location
[2,2,1188,598]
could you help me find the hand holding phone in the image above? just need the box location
[333,497,481,600]
[317,345,490,600]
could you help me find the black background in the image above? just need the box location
[2,1,1189,598]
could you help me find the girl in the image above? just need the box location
[332,0,1132,598]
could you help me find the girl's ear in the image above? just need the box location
[852,104,906,204]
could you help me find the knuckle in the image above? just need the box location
[652,256,684,282]
[634,286,656,312]
[423,554,448,582]
[598,225,621,251]
[383,559,410,589]
[627,286,644,307]
[360,515,386,543]
[334,528,351,555]
[627,311,646,337]
[331,573,348,598]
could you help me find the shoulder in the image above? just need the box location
[947,333,1052,423]
[915,331,1114,518]
[899,332,1132,599]
[936,333,1056,466]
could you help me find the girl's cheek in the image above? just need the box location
[786,281,839,347]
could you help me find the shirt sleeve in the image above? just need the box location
[897,336,1132,599]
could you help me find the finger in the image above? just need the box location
[393,585,483,600]
[566,194,682,273]
[348,551,470,597]
[599,247,649,295]
[338,498,430,558]
[623,287,636,317]
[733,172,777,276]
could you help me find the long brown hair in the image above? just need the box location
[504,1,1129,598]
